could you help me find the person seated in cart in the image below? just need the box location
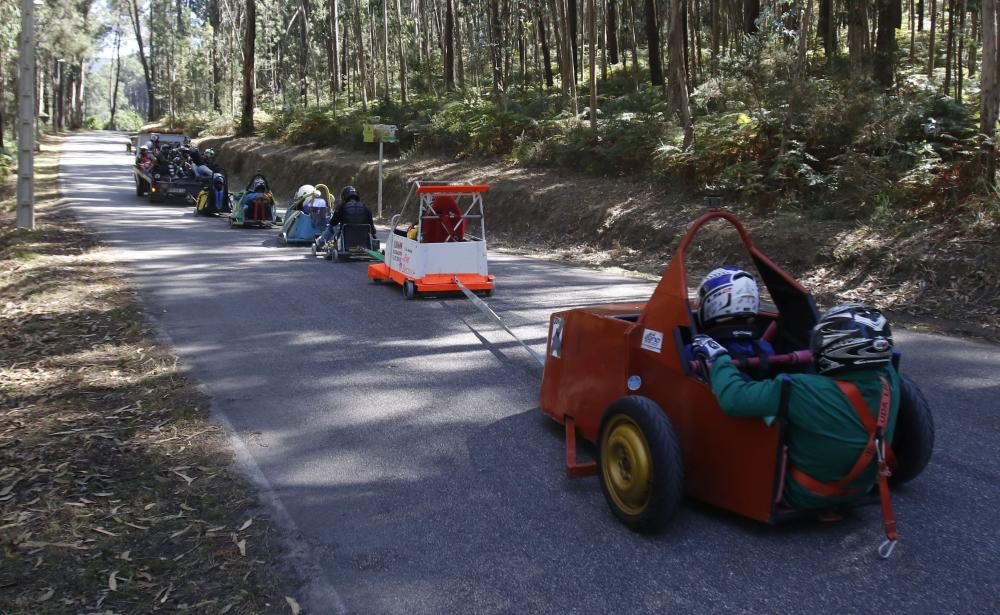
[208,172,228,210]
[315,186,375,249]
[137,145,155,172]
[239,176,272,216]
[142,132,161,154]
[693,304,901,513]
[697,266,775,362]
[420,195,466,243]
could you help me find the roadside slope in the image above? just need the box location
[202,135,1000,339]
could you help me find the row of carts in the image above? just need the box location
[194,176,496,300]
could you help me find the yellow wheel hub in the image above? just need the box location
[601,415,652,516]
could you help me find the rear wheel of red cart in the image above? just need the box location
[890,375,935,486]
[404,280,417,300]
[598,396,684,533]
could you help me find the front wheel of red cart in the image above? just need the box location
[404,280,418,300]
[598,396,684,533]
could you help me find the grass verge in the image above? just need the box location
[0,138,301,613]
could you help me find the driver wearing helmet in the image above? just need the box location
[210,173,228,212]
[696,267,774,361]
[291,184,320,211]
[315,186,375,249]
[143,132,161,154]
[692,304,900,511]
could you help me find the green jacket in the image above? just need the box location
[709,355,900,509]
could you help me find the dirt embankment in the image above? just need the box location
[200,136,1000,341]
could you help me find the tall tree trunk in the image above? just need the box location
[819,0,837,59]
[395,0,409,101]
[73,58,87,129]
[240,0,256,135]
[110,27,122,129]
[957,0,966,101]
[644,0,663,84]
[128,0,156,120]
[981,0,999,131]
[445,0,455,88]
[799,0,813,66]
[669,0,694,145]
[555,0,578,112]
[628,0,639,88]
[607,0,620,63]
[455,4,465,89]
[929,0,938,75]
[539,10,554,85]
[354,0,370,107]
[744,0,760,33]
[328,0,340,98]
[588,0,597,129]
[849,0,869,68]
[569,0,579,82]
[210,0,222,112]
[875,0,898,87]
[967,11,978,77]
[944,0,955,92]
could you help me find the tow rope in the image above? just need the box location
[453,278,545,367]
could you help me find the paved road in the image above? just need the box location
[62,132,999,614]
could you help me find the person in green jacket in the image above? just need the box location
[692,304,900,510]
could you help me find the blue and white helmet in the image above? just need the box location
[698,267,760,327]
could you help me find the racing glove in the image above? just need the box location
[692,334,729,362]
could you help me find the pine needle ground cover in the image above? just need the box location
[0,141,300,613]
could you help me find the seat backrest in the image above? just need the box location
[247,195,272,220]
[341,224,371,250]
[309,206,330,227]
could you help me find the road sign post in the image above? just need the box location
[364,124,398,219]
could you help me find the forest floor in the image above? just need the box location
[0,137,302,613]
[203,135,1000,343]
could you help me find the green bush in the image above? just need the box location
[107,109,144,132]
[0,150,12,181]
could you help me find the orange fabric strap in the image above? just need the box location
[790,377,892,498]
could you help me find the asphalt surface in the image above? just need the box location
[62,132,999,614]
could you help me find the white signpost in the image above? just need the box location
[363,123,398,218]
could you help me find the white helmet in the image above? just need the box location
[698,267,760,327]
[294,184,317,203]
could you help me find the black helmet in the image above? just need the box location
[341,186,359,203]
[810,304,894,374]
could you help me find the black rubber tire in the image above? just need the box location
[135,178,146,196]
[890,374,935,486]
[310,242,318,257]
[403,280,417,300]
[597,396,684,533]
[323,245,334,261]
